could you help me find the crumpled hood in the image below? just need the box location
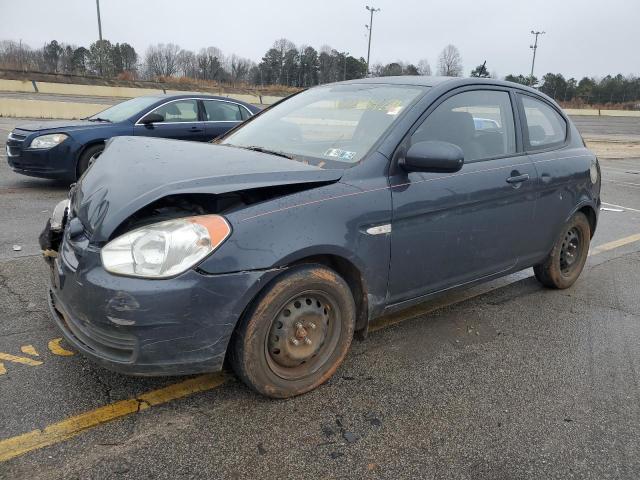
[15,119,105,132]
[73,136,343,242]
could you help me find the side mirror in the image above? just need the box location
[140,112,164,125]
[400,141,464,173]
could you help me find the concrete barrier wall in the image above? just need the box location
[0,78,284,104]
[565,108,640,117]
[0,98,108,119]
[35,82,164,98]
[0,79,35,93]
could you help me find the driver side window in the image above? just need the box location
[149,100,199,123]
[411,90,516,162]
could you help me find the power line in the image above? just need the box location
[365,5,380,76]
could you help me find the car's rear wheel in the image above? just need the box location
[534,212,591,289]
[230,265,355,398]
[77,144,104,178]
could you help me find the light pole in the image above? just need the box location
[365,6,380,76]
[529,30,545,86]
[342,51,350,80]
[96,0,103,41]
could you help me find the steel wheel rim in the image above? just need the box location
[265,290,341,381]
[560,226,581,275]
[88,151,102,167]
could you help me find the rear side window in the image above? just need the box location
[240,106,252,120]
[411,90,516,162]
[203,100,243,121]
[521,96,567,149]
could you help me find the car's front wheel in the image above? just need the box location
[230,264,355,398]
[534,211,591,289]
[77,144,104,178]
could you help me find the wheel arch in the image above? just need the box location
[577,205,597,238]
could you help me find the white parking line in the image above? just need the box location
[601,166,640,175]
[602,202,640,213]
[603,179,640,189]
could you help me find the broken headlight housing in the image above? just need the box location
[101,215,231,279]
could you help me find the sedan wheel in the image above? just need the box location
[230,265,355,398]
[534,212,591,289]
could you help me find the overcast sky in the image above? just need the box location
[1,0,638,79]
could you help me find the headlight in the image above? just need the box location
[29,133,69,149]
[101,215,231,278]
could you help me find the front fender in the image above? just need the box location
[197,179,392,315]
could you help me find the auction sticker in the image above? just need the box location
[324,148,356,161]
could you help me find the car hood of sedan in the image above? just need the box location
[15,119,104,132]
[73,136,344,242]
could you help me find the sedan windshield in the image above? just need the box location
[220,84,427,165]
[89,96,163,123]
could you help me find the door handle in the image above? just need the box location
[189,126,203,132]
[506,173,530,184]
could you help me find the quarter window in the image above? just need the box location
[521,96,567,149]
[203,100,243,121]
[149,100,198,123]
[411,90,516,162]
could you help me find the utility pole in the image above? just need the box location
[365,5,380,76]
[96,0,103,41]
[529,30,545,86]
[342,51,350,80]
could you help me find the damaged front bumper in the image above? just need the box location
[46,232,281,376]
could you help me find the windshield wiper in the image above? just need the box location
[242,146,293,159]
[87,117,112,123]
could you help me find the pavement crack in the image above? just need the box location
[86,368,114,403]
[135,398,152,412]
[0,268,35,308]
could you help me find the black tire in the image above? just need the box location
[230,264,356,398]
[534,212,591,289]
[77,144,104,178]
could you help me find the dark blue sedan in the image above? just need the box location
[42,77,600,398]
[6,94,260,182]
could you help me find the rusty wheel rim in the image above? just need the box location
[265,290,341,381]
[560,227,581,275]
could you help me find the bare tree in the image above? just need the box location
[417,58,432,76]
[144,43,180,78]
[437,45,463,77]
[177,49,197,77]
[228,54,253,84]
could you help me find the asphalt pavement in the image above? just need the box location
[0,115,639,479]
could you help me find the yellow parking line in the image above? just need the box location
[1,232,640,463]
[589,233,640,256]
[0,353,43,367]
[47,338,75,356]
[0,373,225,463]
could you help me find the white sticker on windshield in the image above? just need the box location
[324,148,356,161]
[386,105,403,116]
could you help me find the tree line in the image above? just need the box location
[505,73,640,107]
[0,38,638,106]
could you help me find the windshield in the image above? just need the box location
[220,84,427,165]
[89,96,162,123]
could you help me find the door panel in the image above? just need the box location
[387,89,538,304]
[134,99,204,141]
[389,157,537,303]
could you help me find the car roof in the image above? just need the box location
[139,93,256,107]
[333,75,543,94]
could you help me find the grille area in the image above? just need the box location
[50,290,137,363]
[6,132,27,157]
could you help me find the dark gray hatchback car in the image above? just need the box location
[42,76,601,398]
